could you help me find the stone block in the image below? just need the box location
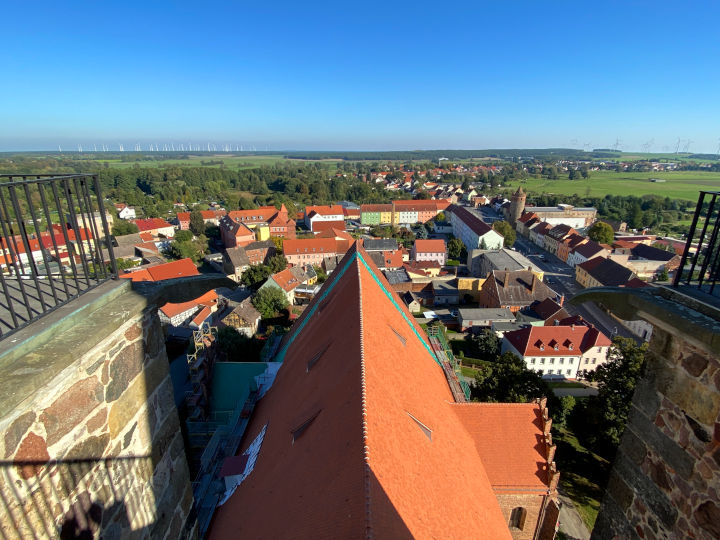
[13,431,49,479]
[632,371,661,419]
[665,370,720,427]
[681,350,708,378]
[4,411,36,458]
[65,434,110,461]
[590,491,636,540]
[628,404,694,478]
[124,322,142,342]
[694,500,720,538]
[41,376,103,446]
[605,469,635,509]
[615,454,678,529]
[144,319,164,361]
[86,408,107,434]
[106,341,144,403]
[150,415,180,467]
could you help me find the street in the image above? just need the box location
[467,204,640,343]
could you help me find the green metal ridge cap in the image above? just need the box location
[570,286,720,354]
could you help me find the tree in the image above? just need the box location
[436,212,446,222]
[493,220,516,248]
[461,177,471,191]
[579,337,648,455]
[252,286,289,318]
[167,234,207,262]
[587,221,614,244]
[174,230,193,243]
[270,236,284,254]
[112,221,139,236]
[267,254,288,273]
[657,268,669,282]
[448,237,464,260]
[470,352,551,403]
[241,265,271,288]
[470,329,501,361]
[554,395,576,427]
[189,210,205,236]
[314,265,327,283]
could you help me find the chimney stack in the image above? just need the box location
[559,294,565,306]
[531,275,537,293]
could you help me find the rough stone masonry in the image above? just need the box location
[0,280,195,539]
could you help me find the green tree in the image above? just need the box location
[252,286,289,318]
[241,265,272,288]
[471,352,551,403]
[555,395,576,427]
[448,237,464,259]
[656,268,669,281]
[461,177,471,191]
[587,221,614,244]
[174,229,193,243]
[314,265,327,283]
[112,221,139,236]
[267,254,288,273]
[492,220,516,248]
[189,209,205,236]
[436,212,446,222]
[580,337,648,455]
[470,329,501,361]
[167,234,207,263]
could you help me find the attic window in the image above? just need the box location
[307,343,331,372]
[406,412,432,441]
[291,410,321,444]
[389,325,407,346]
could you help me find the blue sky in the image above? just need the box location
[2,1,719,152]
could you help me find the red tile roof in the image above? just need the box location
[305,204,345,217]
[131,218,173,232]
[159,290,218,319]
[208,243,514,539]
[360,204,393,213]
[310,220,346,233]
[315,228,353,241]
[414,239,446,253]
[119,258,199,282]
[283,238,345,256]
[504,325,610,357]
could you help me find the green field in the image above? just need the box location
[508,170,719,201]
[93,154,341,170]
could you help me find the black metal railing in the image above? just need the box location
[673,191,720,297]
[0,174,117,339]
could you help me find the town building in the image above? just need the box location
[259,266,310,304]
[529,221,553,248]
[283,237,351,268]
[219,215,256,248]
[516,298,570,327]
[225,205,296,239]
[303,204,345,232]
[508,187,526,226]
[359,203,393,225]
[244,240,276,266]
[478,270,559,313]
[363,238,398,252]
[131,218,175,238]
[467,248,543,280]
[176,209,224,230]
[543,225,578,256]
[575,257,635,288]
[447,205,504,251]
[432,279,459,305]
[218,295,261,338]
[158,289,219,327]
[607,243,681,280]
[208,242,559,539]
[511,204,597,229]
[411,239,447,265]
[567,240,609,268]
[458,308,515,332]
[222,247,251,282]
[119,257,199,282]
[502,324,612,379]
[114,203,136,220]
[556,233,588,263]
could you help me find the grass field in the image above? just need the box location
[92,154,341,170]
[508,169,719,202]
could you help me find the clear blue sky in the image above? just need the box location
[2,1,719,152]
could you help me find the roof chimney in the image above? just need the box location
[558,294,565,306]
[531,275,537,293]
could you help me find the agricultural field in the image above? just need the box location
[92,154,310,169]
[508,170,720,202]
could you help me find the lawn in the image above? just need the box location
[553,425,611,531]
[508,169,720,202]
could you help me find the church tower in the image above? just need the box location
[509,186,526,226]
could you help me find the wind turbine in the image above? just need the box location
[683,140,693,153]
[675,137,681,154]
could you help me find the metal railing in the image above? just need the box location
[0,174,117,339]
[673,191,720,298]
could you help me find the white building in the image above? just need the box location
[501,324,612,379]
[447,205,504,252]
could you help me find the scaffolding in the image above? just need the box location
[427,325,471,401]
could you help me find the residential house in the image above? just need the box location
[68,211,113,239]
[516,298,569,327]
[119,257,199,282]
[363,238,398,252]
[543,225,577,257]
[556,233,587,263]
[219,215,256,248]
[131,218,175,238]
[259,266,310,304]
[502,324,612,379]
[411,239,447,265]
[176,209,224,230]
[515,212,540,238]
[432,279,459,305]
[367,249,404,271]
[458,308,515,332]
[575,257,635,288]
[158,290,219,327]
[114,203,136,220]
[360,204,393,225]
[447,205,504,252]
[478,270,559,313]
[403,260,442,278]
[529,222,553,249]
[304,205,345,232]
[283,237,351,268]
[244,240,276,266]
[567,240,609,268]
[219,296,261,338]
[225,205,296,239]
[223,247,251,282]
[401,291,423,314]
[608,243,681,280]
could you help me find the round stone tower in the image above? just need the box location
[509,186,526,226]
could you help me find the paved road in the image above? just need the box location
[558,489,592,540]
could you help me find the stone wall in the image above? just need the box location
[0,281,195,539]
[589,288,720,539]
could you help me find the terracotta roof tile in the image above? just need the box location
[413,239,446,253]
[119,258,199,282]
